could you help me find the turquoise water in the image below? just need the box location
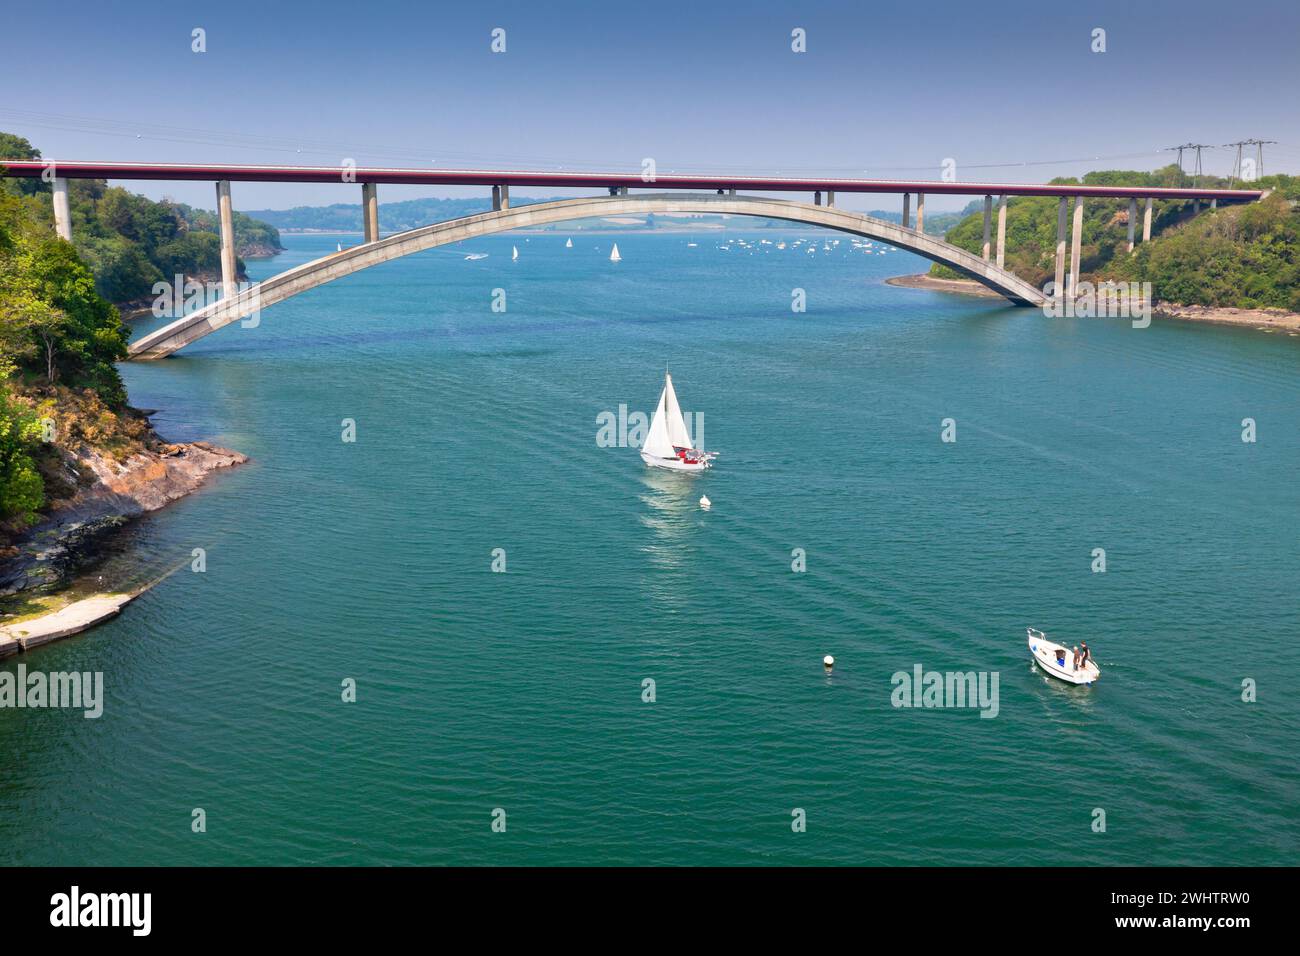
[2,230,1298,866]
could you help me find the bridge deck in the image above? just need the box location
[0,160,1265,201]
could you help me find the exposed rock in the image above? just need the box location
[0,439,247,598]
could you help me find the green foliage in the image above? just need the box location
[929,167,1300,310]
[1112,194,1300,311]
[0,133,44,198]
[0,381,44,524]
[173,203,283,254]
[0,190,130,406]
[1,129,282,304]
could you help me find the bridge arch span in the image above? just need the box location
[129,193,1045,359]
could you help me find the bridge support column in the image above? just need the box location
[501,184,510,209]
[52,177,72,241]
[995,195,1007,269]
[492,185,502,212]
[1211,197,1217,209]
[981,194,992,260]
[215,180,237,293]
[1068,196,1084,299]
[1054,197,1068,298]
[915,193,925,233]
[901,193,911,229]
[362,183,379,242]
[1142,197,1153,243]
[1127,198,1137,252]
[814,190,822,206]
[826,190,834,207]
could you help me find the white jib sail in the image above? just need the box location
[610,243,621,262]
[642,383,675,459]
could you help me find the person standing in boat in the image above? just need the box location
[1079,642,1091,670]
[1071,645,1081,671]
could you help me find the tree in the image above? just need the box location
[0,372,44,523]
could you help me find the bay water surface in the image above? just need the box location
[2,229,1297,865]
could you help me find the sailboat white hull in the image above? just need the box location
[640,451,709,473]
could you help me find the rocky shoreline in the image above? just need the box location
[887,273,1300,331]
[0,433,246,647]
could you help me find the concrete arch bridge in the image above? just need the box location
[128,192,1045,359]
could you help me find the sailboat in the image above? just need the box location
[640,372,716,473]
[565,238,573,248]
[512,245,519,261]
[610,243,622,262]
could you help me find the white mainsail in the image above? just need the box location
[610,243,622,262]
[565,238,573,248]
[512,245,519,260]
[643,373,693,459]
[661,373,693,448]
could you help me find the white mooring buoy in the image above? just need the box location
[823,655,835,669]
[699,495,711,510]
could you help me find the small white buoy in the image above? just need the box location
[699,495,711,510]
[823,655,835,669]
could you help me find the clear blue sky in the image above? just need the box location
[3,0,1298,212]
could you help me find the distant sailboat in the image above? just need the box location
[640,372,716,473]
[512,245,519,261]
[610,243,622,262]
[565,238,573,248]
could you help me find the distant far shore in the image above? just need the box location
[887,273,1300,333]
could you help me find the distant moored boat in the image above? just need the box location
[609,243,622,262]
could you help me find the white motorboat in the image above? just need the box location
[1027,628,1100,685]
[640,372,716,473]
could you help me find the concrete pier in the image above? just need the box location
[1068,196,1084,299]
[981,194,992,261]
[915,193,925,233]
[1054,196,1068,296]
[996,195,1007,269]
[501,184,510,209]
[901,193,911,229]
[362,183,379,242]
[215,180,237,292]
[52,177,72,241]
[0,593,136,654]
[1142,198,1153,243]
[826,190,835,207]
[1128,197,1137,252]
[814,190,822,206]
